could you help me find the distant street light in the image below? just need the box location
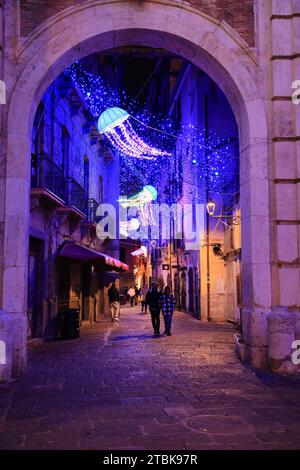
[206,200,216,216]
[206,200,240,229]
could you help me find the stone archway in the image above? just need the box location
[2,0,271,377]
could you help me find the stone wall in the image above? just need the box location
[261,0,300,374]
[269,0,300,309]
[0,1,11,382]
[19,0,255,46]
[28,72,120,338]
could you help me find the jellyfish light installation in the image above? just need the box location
[118,185,157,208]
[98,107,171,160]
[118,186,158,226]
[120,217,140,237]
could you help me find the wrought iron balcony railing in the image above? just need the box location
[65,177,87,215]
[31,153,65,201]
[87,198,99,223]
[31,153,87,214]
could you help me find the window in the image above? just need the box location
[84,156,89,196]
[61,126,70,177]
[99,175,104,204]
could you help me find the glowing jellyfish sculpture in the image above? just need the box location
[120,217,140,238]
[119,185,158,226]
[98,107,170,159]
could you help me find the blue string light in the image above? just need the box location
[67,62,239,203]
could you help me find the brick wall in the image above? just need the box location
[190,0,254,46]
[19,0,255,46]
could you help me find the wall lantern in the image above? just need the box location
[206,199,240,229]
[206,200,216,216]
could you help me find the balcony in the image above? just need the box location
[31,153,65,207]
[81,198,99,239]
[31,153,87,219]
[86,198,99,223]
[67,177,86,213]
[57,177,87,220]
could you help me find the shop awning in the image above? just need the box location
[58,241,129,272]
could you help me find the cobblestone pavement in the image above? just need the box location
[1,306,300,450]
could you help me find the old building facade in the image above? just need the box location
[28,71,126,341]
[0,0,299,381]
[147,62,240,323]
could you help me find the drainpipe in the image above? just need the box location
[176,250,181,310]
[205,94,211,321]
[50,88,55,159]
[169,240,172,291]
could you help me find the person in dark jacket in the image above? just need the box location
[140,284,149,313]
[159,286,176,335]
[108,281,120,322]
[146,283,161,336]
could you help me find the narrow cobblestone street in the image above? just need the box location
[1,306,300,450]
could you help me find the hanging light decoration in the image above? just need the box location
[131,246,147,257]
[118,185,157,207]
[120,217,140,237]
[68,62,239,202]
[98,107,171,160]
[118,185,157,226]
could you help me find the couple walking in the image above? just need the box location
[108,280,176,336]
[147,283,176,336]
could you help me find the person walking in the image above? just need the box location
[146,283,161,336]
[160,286,176,336]
[140,284,149,313]
[135,286,140,306]
[127,286,135,307]
[108,281,120,322]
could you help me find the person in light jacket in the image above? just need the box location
[127,286,136,306]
